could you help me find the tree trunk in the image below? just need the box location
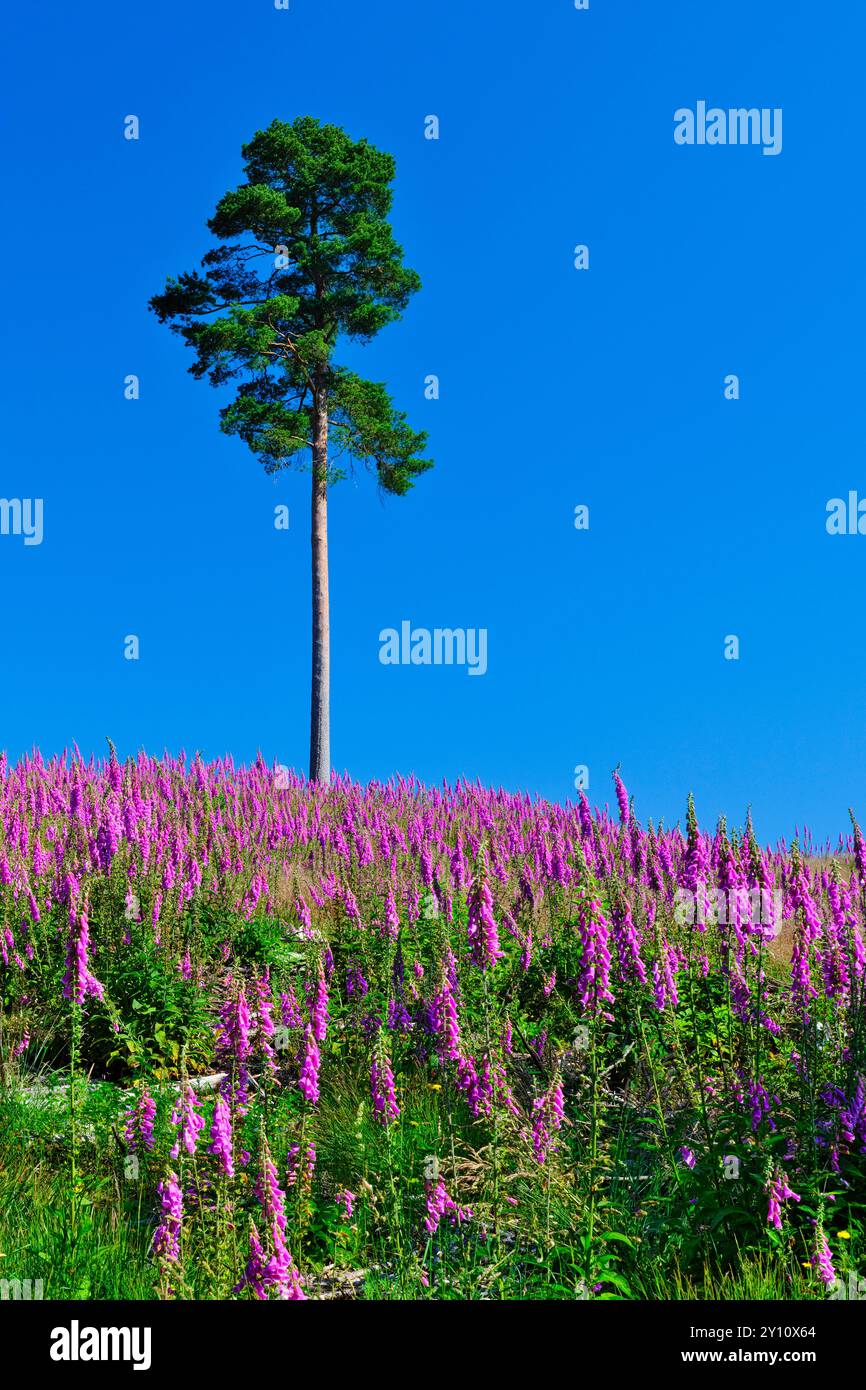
[309,380,331,783]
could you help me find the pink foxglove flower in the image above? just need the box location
[152,1172,183,1263]
[208,1085,234,1178]
[298,1027,321,1106]
[371,1050,400,1126]
[62,906,104,1005]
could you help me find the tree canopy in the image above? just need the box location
[150,116,432,494]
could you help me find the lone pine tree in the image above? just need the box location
[150,117,432,782]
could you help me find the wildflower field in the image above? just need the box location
[1,752,864,1302]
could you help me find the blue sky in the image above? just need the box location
[2,0,863,842]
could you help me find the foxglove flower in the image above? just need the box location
[208,1085,234,1178]
[298,1027,321,1106]
[424,1179,472,1237]
[310,961,329,1042]
[766,1170,800,1230]
[467,854,505,970]
[371,1049,399,1126]
[152,1172,183,1263]
[170,1084,205,1159]
[235,1141,306,1300]
[62,906,104,1004]
[531,1075,565,1165]
[814,1231,835,1286]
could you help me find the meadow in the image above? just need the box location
[0,751,863,1301]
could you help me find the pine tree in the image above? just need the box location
[150,117,433,781]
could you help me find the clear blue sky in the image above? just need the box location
[2,0,864,843]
